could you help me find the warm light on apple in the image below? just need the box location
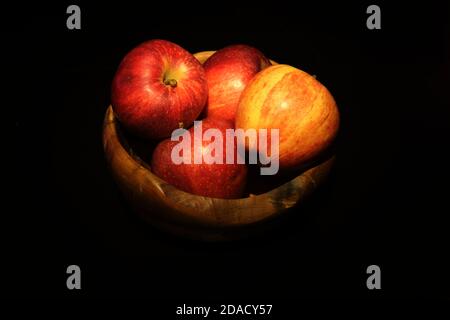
[111,39,208,140]
[235,64,340,170]
[203,44,271,123]
[151,118,248,199]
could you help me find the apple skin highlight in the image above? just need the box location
[111,39,208,140]
[203,44,271,123]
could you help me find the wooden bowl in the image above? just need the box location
[102,51,335,241]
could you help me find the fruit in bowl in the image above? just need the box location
[151,118,247,199]
[103,41,339,241]
[203,44,271,123]
[235,64,340,170]
[111,39,208,140]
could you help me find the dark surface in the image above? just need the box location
[3,1,450,302]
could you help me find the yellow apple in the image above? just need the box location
[235,64,340,170]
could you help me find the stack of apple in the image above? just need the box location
[111,39,339,199]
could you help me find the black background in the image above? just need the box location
[3,0,450,303]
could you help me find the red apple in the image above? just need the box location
[111,39,208,140]
[203,44,271,123]
[151,118,247,199]
[235,64,340,170]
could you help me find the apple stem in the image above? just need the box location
[164,78,178,87]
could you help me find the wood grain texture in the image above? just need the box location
[102,51,334,240]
